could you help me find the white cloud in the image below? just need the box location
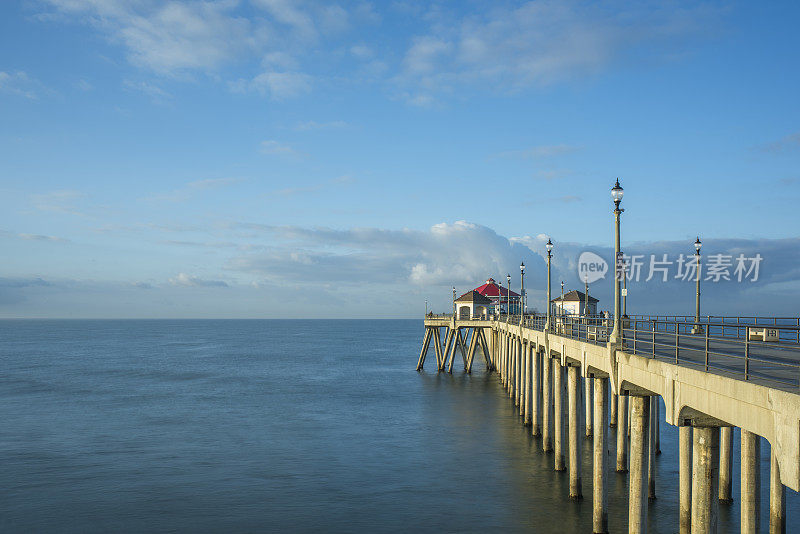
[123,79,171,99]
[169,272,228,287]
[0,71,45,99]
[396,1,718,101]
[30,190,87,216]
[293,120,349,131]
[227,220,546,288]
[259,139,300,156]
[18,233,69,242]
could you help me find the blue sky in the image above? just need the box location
[1,0,799,318]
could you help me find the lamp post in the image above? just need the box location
[623,258,627,317]
[545,239,553,332]
[425,299,428,316]
[584,273,589,317]
[561,280,564,318]
[507,273,512,321]
[610,178,624,344]
[520,262,525,324]
[453,286,456,318]
[692,237,703,334]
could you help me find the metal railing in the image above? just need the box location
[426,312,800,390]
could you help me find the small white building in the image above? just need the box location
[551,290,599,316]
[455,291,493,319]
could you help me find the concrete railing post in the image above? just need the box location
[629,395,650,534]
[593,377,609,533]
[680,426,692,534]
[568,365,582,499]
[692,426,720,534]
[740,429,760,534]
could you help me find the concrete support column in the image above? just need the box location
[531,348,541,436]
[692,426,720,534]
[719,426,733,504]
[740,429,760,534]
[648,396,657,501]
[585,376,593,438]
[523,343,532,425]
[770,449,786,534]
[568,365,582,499]
[542,352,552,452]
[610,392,618,427]
[554,360,565,471]
[628,395,650,534]
[593,377,609,534]
[516,340,521,405]
[680,426,692,534]
[616,394,628,472]
[503,333,508,386]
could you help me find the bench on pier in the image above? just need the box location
[747,327,780,342]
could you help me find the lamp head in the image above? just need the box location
[694,237,702,254]
[611,178,624,207]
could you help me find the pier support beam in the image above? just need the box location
[616,394,628,472]
[531,348,541,437]
[593,376,609,534]
[568,365,582,499]
[719,426,733,504]
[524,343,532,425]
[416,327,433,371]
[542,352,552,452]
[680,425,692,534]
[741,429,760,534]
[585,376,593,438]
[770,448,786,534]
[610,393,617,427]
[515,339,521,407]
[692,426,720,534]
[629,395,650,534]
[648,396,657,501]
[554,360,565,471]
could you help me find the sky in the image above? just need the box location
[1,0,799,318]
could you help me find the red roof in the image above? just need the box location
[472,277,520,298]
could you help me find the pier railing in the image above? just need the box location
[426,312,800,389]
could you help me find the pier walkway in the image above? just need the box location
[417,313,800,534]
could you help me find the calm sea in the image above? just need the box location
[0,320,795,532]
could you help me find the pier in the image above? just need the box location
[417,313,800,533]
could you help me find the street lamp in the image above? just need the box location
[561,280,565,318]
[507,273,512,321]
[498,278,504,317]
[610,178,624,343]
[453,286,456,318]
[520,261,525,324]
[425,299,428,316]
[692,237,703,334]
[545,239,553,332]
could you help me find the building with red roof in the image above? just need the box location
[463,278,522,314]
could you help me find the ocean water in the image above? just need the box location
[0,319,796,533]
